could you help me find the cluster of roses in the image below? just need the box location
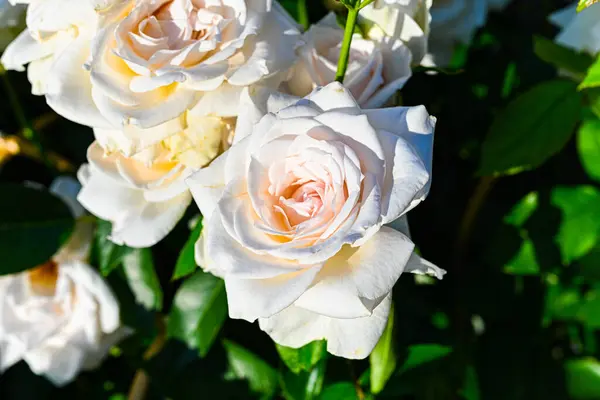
[0,0,561,387]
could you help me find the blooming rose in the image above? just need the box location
[286,13,412,108]
[360,0,432,64]
[549,2,600,55]
[423,0,512,66]
[78,113,234,248]
[187,83,444,359]
[0,177,127,386]
[83,0,299,130]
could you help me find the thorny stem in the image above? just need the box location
[335,5,359,83]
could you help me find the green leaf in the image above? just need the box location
[551,186,600,264]
[566,358,600,399]
[503,239,540,276]
[533,35,593,79]
[580,57,600,90]
[223,340,278,398]
[318,383,358,400]
[578,119,600,182]
[95,219,134,276]
[479,80,583,176]
[0,183,74,275]
[276,341,327,374]
[504,192,539,228]
[281,359,327,400]
[167,270,227,357]
[122,248,163,311]
[398,344,452,374]
[578,0,600,11]
[172,218,203,280]
[370,303,396,394]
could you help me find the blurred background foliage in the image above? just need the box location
[2,0,600,399]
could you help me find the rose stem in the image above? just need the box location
[298,0,309,31]
[335,3,360,83]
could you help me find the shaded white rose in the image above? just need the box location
[361,0,432,64]
[286,13,412,108]
[549,3,600,55]
[187,83,444,359]
[425,0,512,66]
[0,177,127,386]
[78,114,234,248]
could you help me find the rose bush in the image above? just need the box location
[187,82,444,359]
[78,114,234,248]
[286,13,412,108]
[0,178,127,386]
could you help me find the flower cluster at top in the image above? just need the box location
[0,0,519,382]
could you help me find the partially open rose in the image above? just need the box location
[78,114,234,248]
[85,0,300,129]
[187,83,444,358]
[0,178,127,386]
[286,13,412,108]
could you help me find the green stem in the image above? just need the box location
[335,6,359,83]
[297,0,309,31]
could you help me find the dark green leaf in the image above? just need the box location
[578,0,600,11]
[578,119,600,182]
[580,57,600,90]
[223,340,278,398]
[551,186,600,264]
[479,80,583,176]
[0,183,74,275]
[95,219,133,276]
[281,359,327,400]
[565,358,600,399]
[276,341,327,374]
[172,218,203,280]
[167,270,227,357]
[533,35,593,78]
[370,303,396,394]
[318,383,358,400]
[399,344,452,374]
[122,248,163,311]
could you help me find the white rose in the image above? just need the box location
[286,13,412,108]
[425,0,512,66]
[0,177,127,386]
[82,0,299,130]
[78,114,234,248]
[360,0,432,64]
[186,83,445,359]
[549,3,600,55]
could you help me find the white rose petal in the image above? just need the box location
[187,82,443,359]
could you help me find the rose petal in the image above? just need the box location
[259,292,392,360]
